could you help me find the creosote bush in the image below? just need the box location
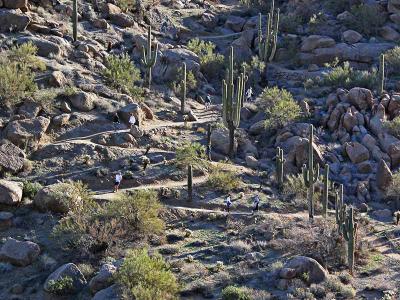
[116,0,135,12]
[46,276,74,295]
[221,285,252,300]
[116,248,179,300]
[257,86,301,130]
[23,180,43,199]
[207,166,241,192]
[103,53,143,100]
[187,38,224,81]
[175,142,207,170]
[384,116,400,139]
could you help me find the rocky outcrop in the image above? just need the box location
[5,116,50,146]
[0,238,40,266]
[279,256,328,284]
[0,180,22,205]
[17,36,62,57]
[34,183,81,213]
[345,142,370,164]
[0,140,26,174]
[342,30,362,44]
[301,35,335,52]
[70,92,97,112]
[376,159,393,190]
[210,128,237,156]
[0,9,30,33]
[89,264,116,294]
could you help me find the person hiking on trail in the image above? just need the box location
[205,94,212,110]
[129,113,136,129]
[114,172,123,193]
[246,87,253,102]
[225,194,232,213]
[252,194,260,214]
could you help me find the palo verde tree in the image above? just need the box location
[222,47,246,158]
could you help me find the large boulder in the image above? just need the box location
[3,0,27,8]
[0,140,26,174]
[0,180,22,205]
[0,9,30,32]
[109,13,135,28]
[376,159,393,190]
[92,284,120,300]
[44,263,87,295]
[89,264,116,294]
[301,35,335,52]
[94,132,136,148]
[5,116,50,146]
[380,25,400,42]
[17,36,61,57]
[70,92,96,112]
[210,128,237,156]
[34,182,81,213]
[201,11,219,29]
[118,103,143,123]
[347,87,373,111]
[0,238,40,266]
[342,30,362,44]
[389,0,400,14]
[345,142,370,164]
[225,15,246,32]
[280,256,328,284]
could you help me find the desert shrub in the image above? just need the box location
[103,53,143,99]
[280,14,303,33]
[225,240,252,255]
[46,276,74,295]
[241,56,265,86]
[77,263,95,279]
[116,248,179,300]
[384,46,400,76]
[50,181,93,213]
[386,172,400,200]
[314,60,377,90]
[257,87,301,130]
[221,285,252,300]
[170,66,197,96]
[324,276,356,298]
[23,180,43,199]
[175,142,207,170]
[116,0,135,12]
[384,116,400,138]
[283,174,322,210]
[0,42,45,109]
[206,167,241,192]
[187,38,224,81]
[346,4,386,37]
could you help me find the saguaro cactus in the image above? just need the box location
[276,147,285,189]
[141,26,158,89]
[322,164,330,218]
[257,0,280,63]
[335,184,346,234]
[343,206,358,275]
[188,164,193,201]
[181,62,187,115]
[378,54,385,95]
[72,0,78,42]
[222,47,246,158]
[207,124,212,161]
[302,124,319,220]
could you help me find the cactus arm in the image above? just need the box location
[378,54,385,95]
[322,164,329,218]
[72,0,78,42]
[268,8,280,62]
[181,62,186,114]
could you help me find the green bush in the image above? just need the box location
[314,60,378,90]
[221,286,252,300]
[346,4,386,36]
[207,166,241,192]
[187,38,224,81]
[241,56,265,86]
[175,142,207,170]
[257,87,301,130]
[170,66,197,95]
[280,14,303,33]
[23,180,43,199]
[116,0,135,12]
[103,53,143,99]
[386,172,400,199]
[384,116,400,138]
[116,248,179,300]
[46,276,74,295]
[384,46,400,76]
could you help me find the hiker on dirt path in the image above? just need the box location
[129,113,137,129]
[205,94,212,110]
[252,194,260,214]
[225,194,232,213]
[114,172,123,193]
[246,87,253,103]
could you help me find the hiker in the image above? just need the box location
[245,87,253,102]
[114,172,123,193]
[225,194,232,213]
[252,194,260,214]
[205,94,212,110]
[129,113,137,129]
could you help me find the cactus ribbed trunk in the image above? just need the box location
[379,54,385,95]
[228,121,235,159]
[322,164,329,218]
[276,147,285,189]
[257,0,280,63]
[188,164,193,201]
[335,184,346,234]
[181,62,186,115]
[343,206,357,275]
[207,124,212,161]
[141,26,158,89]
[72,0,78,42]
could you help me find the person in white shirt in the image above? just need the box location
[225,194,232,213]
[246,87,253,102]
[129,113,136,129]
[252,194,260,214]
[114,172,123,193]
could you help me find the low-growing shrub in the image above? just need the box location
[170,66,197,96]
[187,38,224,81]
[383,116,400,138]
[384,46,400,76]
[175,142,207,170]
[346,4,386,37]
[280,14,303,33]
[386,171,400,201]
[221,285,252,300]
[241,56,265,86]
[116,0,135,12]
[116,248,179,300]
[206,167,241,192]
[23,180,43,199]
[46,276,74,295]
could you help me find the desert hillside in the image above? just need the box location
[1,0,400,299]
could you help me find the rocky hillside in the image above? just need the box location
[1,0,400,299]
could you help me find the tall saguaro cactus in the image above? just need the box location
[335,184,346,234]
[257,0,280,63]
[302,124,319,221]
[207,124,212,161]
[378,54,385,95]
[322,164,330,218]
[141,26,158,89]
[276,147,285,189]
[188,164,193,201]
[72,0,78,42]
[343,206,358,275]
[222,47,246,158]
[181,62,187,115]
